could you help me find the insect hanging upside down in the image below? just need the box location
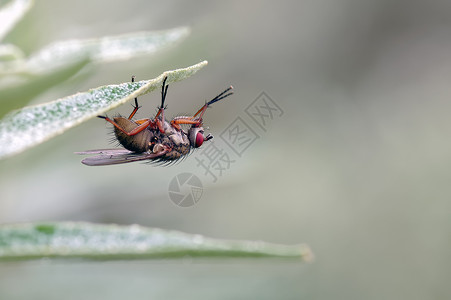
[76,76,233,166]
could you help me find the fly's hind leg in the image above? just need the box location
[97,76,153,136]
[128,76,141,120]
[97,116,155,136]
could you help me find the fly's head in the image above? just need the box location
[188,125,213,148]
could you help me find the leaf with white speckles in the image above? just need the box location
[24,27,190,73]
[0,27,190,116]
[0,61,208,159]
[0,222,313,261]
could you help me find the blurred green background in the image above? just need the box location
[1,0,451,299]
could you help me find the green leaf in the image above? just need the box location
[0,27,190,114]
[0,43,25,62]
[0,0,33,42]
[0,222,313,261]
[0,60,208,159]
[24,27,190,73]
[0,56,90,117]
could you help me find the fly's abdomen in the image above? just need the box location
[113,117,152,153]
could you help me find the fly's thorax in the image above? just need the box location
[113,117,153,153]
[146,121,189,160]
[162,120,172,134]
[168,130,189,146]
[156,128,189,159]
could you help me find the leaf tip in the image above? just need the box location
[299,243,315,262]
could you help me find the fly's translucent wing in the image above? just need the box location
[75,149,133,155]
[75,148,168,166]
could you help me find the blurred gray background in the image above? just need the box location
[1,0,451,299]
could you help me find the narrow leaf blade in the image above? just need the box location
[0,222,313,261]
[25,27,190,73]
[0,60,208,159]
[0,56,90,118]
[0,27,190,115]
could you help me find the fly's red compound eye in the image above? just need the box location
[195,132,204,148]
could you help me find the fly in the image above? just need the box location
[76,76,233,166]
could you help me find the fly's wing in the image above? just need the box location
[75,149,168,166]
[75,149,133,155]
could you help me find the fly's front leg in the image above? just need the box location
[192,86,234,119]
[98,116,154,136]
[171,86,234,130]
[170,117,202,131]
[169,102,208,131]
